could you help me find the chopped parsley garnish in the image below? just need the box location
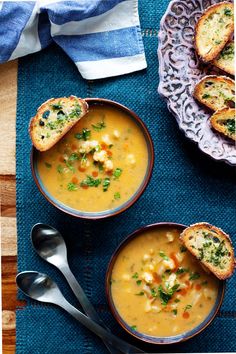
[69,153,79,161]
[174,299,180,303]
[80,175,101,188]
[226,119,235,135]
[184,304,192,312]
[44,162,51,168]
[202,93,211,99]
[113,168,122,179]
[165,269,172,274]
[66,161,75,172]
[132,272,139,279]
[114,192,121,200]
[103,177,110,192]
[69,104,81,118]
[176,267,189,275]
[67,182,78,191]
[57,165,63,173]
[135,291,144,296]
[224,8,232,16]
[180,245,187,253]
[51,103,62,110]
[151,288,158,298]
[172,309,178,315]
[92,121,106,131]
[189,272,200,281]
[158,284,180,305]
[159,251,169,261]
[130,325,137,331]
[75,128,91,141]
[136,280,142,286]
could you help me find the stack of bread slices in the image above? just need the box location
[194,2,235,141]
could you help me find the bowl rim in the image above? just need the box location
[30,98,154,220]
[105,222,225,345]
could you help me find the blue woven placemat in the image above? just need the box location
[16,1,236,353]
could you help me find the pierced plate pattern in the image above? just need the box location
[157,0,236,165]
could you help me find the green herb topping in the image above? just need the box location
[103,177,110,192]
[80,175,101,188]
[184,304,192,312]
[135,291,144,296]
[189,272,200,281]
[75,128,91,141]
[51,103,62,110]
[113,168,122,179]
[92,121,106,131]
[132,272,139,279]
[67,182,78,191]
[44,162,51,168]
[158,284,180,305]
[114,192,121,200]
[159,251,169,261]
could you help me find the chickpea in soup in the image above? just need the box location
[36,104,148,212]
[111,227,220,337]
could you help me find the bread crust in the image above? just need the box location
[180,222,235,280]
[193,75,235,111]
[195,2,234,62]
[210,107,236,141]
[213,40,235,76]
[29,96,88,151]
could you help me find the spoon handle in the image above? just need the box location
[59,297,144,354]
[60,264,104,326]
[60,264,120,354]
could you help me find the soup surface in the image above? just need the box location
[37,104,148,212]
[111,227,219,337]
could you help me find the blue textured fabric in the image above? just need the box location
[16,1,236,353]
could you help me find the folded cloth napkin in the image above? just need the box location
[0,0,147,80]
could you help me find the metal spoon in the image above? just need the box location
[16,271,144,354]
[30,224,141,354]
[31,223,105,326]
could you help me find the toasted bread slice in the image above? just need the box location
[180,223,234,279]
[213,41,235,76]
[210,107,236,141]
[194,75,235,111]
[29,96,88,151]
[195,2,234,62]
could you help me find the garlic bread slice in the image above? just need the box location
[180,223,234,280]
[29,96,88,151]
[210,107,236,141]
[213,41,235,76]
[195,2,234,62]
[194,75,235,111]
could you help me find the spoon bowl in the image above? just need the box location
[16,271,62,304]
[31,223,67,267]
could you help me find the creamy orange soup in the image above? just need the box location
[36,104,148,212]
[111,227,219,337]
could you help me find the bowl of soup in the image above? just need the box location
[106,223,225,344]
[31,98,154,219]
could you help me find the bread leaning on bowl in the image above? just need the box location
[180,223,235,280]
[213,40,235,76]
[193,75,235,111]
[195,2,234,62]
[210,107,236,141]
[29,96,88,151]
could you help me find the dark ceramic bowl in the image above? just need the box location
[31,98,154,220]
[106,222,225,345]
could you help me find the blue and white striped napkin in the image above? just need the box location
[0,0,147,80]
